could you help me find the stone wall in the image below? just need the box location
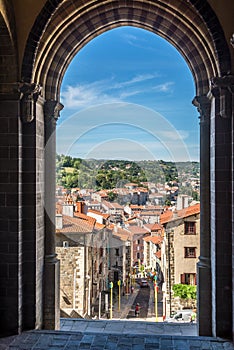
[56,246,85,315]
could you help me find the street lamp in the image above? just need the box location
[86,275,91,316]
[167,230,172,317]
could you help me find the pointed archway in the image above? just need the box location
[16,0,234,339]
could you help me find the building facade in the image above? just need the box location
[160,204,200,317]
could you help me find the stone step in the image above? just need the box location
[1,320,234,350]
[2,328,234,350]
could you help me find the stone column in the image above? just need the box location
[43,100,63,329]
[209,75,234,338]
[19,83,45,331]
[0,91,21,336]
[193,95,212,336]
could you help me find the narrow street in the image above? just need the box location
[126,283,150,319]
[111,279,163,321]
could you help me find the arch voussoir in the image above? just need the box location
[29,0,224,101]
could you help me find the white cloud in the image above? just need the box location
[61,73,161,109]
[122,33,141,46]
[60,80,120,109]
[112,73,160,89]
[153,82,174,92]
[119,90,141,98]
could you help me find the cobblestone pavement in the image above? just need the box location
[0,325,234,350]
[1,286,234,349]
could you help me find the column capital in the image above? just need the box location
[18,82,42,123]
[192,95,211,123]
[211,75,234,92]
[209,75,234,118]
[44,100,64,125]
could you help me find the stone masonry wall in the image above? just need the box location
[56,246,85,315]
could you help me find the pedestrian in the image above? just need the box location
[135,303,140,317]
[131,285,134,294]
[190,309,196,323]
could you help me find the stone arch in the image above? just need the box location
[0,0,18,93]
[18,0,233,339]
[22,0,231,99]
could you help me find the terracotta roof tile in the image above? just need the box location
[88,209,110,218]
[160,203,200,224]
[160,210,173,224]
[126,225,148,235]
[94,222,105,230]
[143,236,162,244]
[74,212,96,225]
[56,215,94,234]
[155,250,161,259]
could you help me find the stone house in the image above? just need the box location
[108,226,132,288]
[101,200,124,223]
[142,223,163,271]
[55,208,110,317]
[160,203,200,317]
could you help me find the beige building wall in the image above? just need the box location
[173,218,200,284]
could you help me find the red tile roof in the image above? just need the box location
[160,203,200,224]
[143,223,163,232]
[160,210,173,224]
[88,209,110,218]
[151,223,163,231]
[74,212,96,225]
[56,215,94,234]
[126,225,148,235]
[155,250,161,259]
[143,235,162,244]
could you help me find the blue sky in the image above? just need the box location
[57,26,199,162]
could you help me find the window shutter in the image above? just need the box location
[181,273,185,284]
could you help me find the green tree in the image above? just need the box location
[172,284,197,300]
[107,191,118,202]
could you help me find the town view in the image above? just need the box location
[55,25,199,326]
[56,155,199,323]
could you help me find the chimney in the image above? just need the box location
[75,201,87,214]
[62,203,74,217]
[56,214,63,230]
[177,195,189,210]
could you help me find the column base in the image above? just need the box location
[43,255,60,330]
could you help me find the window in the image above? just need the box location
[184,222,196,234]
[115,248,119,256]
[137,252,140,259]
[181,273,197,285]
[184,247,196,258]
[137,239,140,244]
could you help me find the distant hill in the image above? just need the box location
[56,154,199,192]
